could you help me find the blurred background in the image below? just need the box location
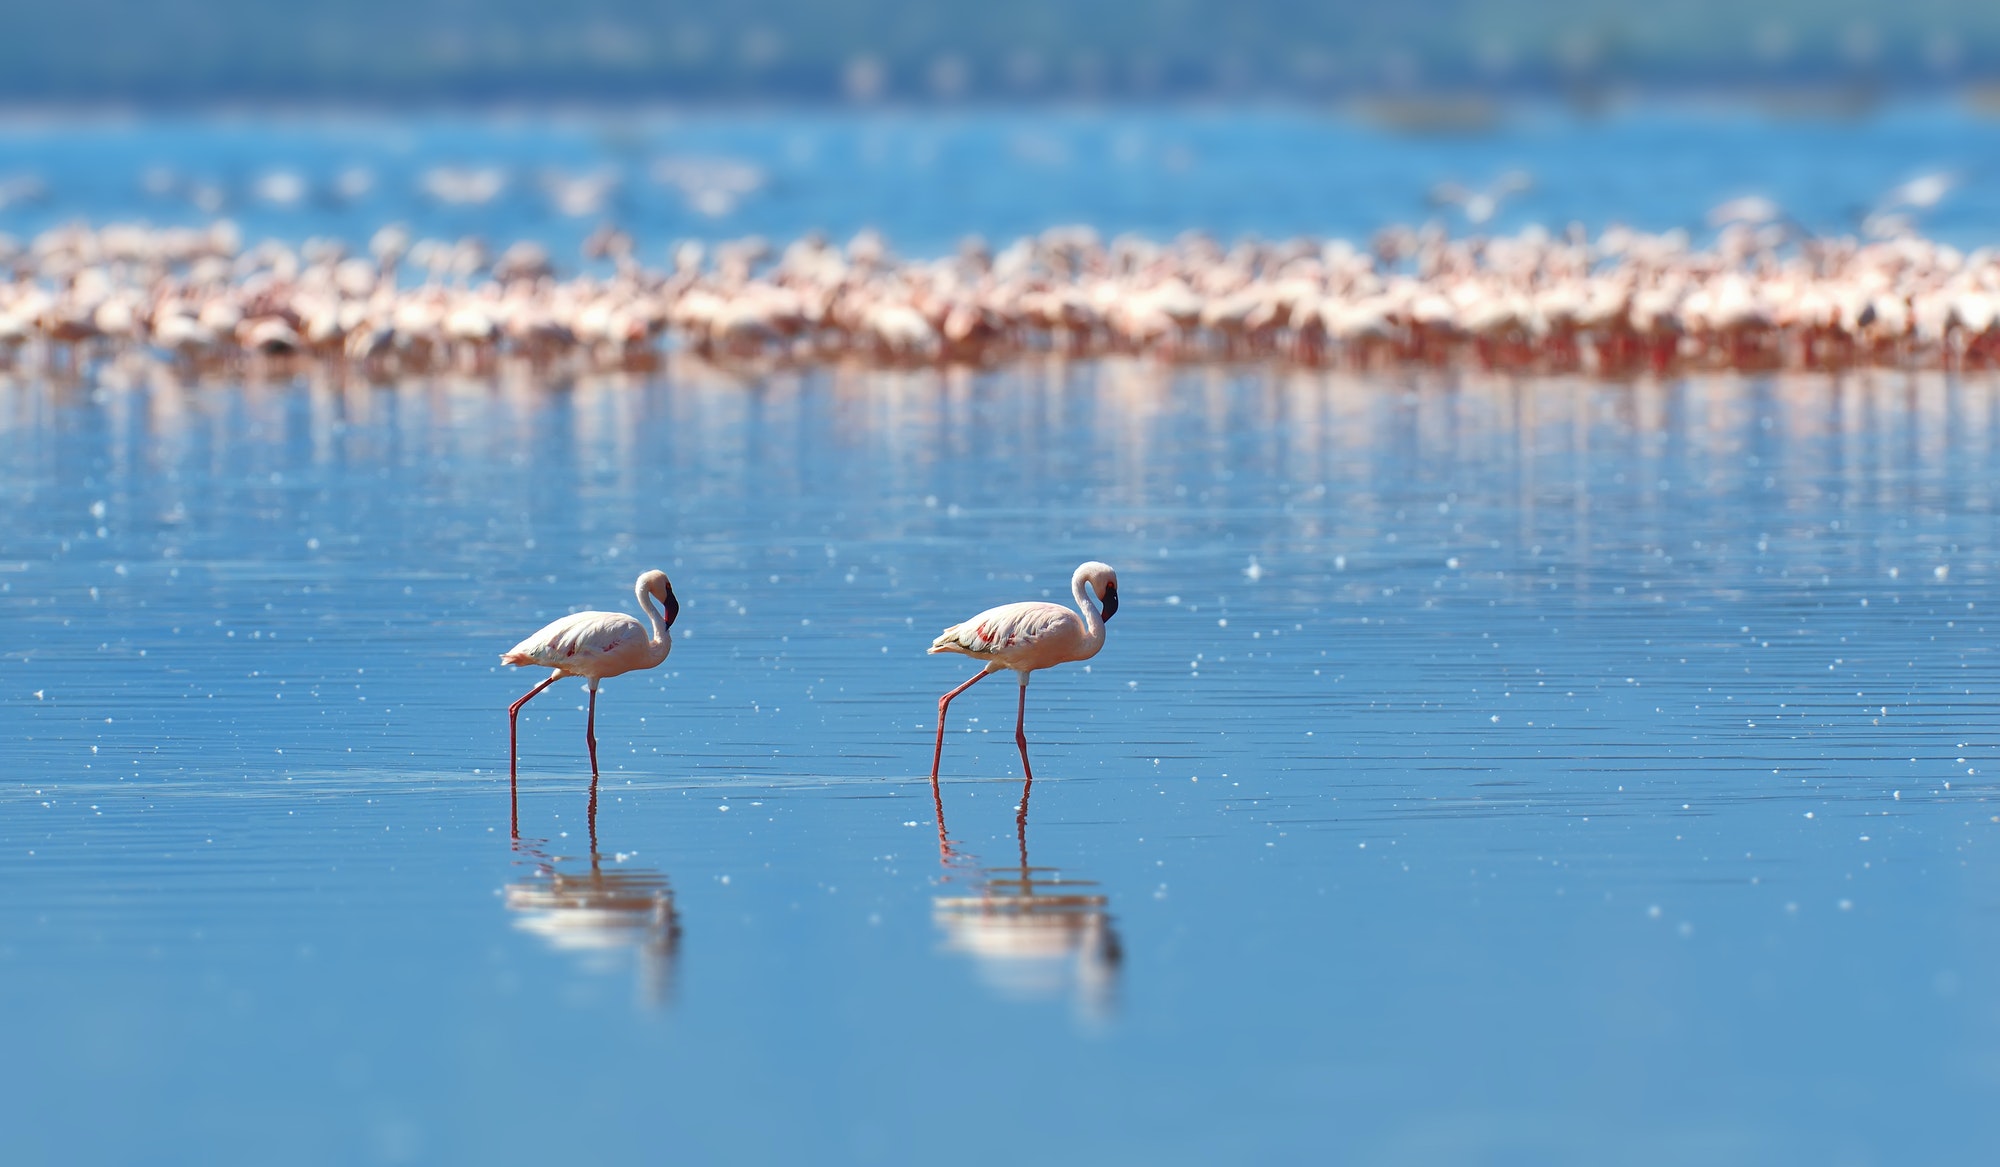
[9,0,2000,107]
[0,2,1995,261]
[0,1,1992,256]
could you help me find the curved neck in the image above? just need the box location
[635,580,669,649]
[1071,571,1106,644]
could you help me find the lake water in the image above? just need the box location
[4,358,1999,1164]
[2,101,2000,256]
[6,106,2000,1165]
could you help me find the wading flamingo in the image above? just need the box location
[928,561,1118,783]
[503,570,679,779]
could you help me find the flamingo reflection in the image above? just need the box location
[929,776,1122,1017]
[506,774,682,1007]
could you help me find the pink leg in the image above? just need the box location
[509,673,560,781]
[931,668,993,782]
[586,686,599,776]
[1014,677,1034,783]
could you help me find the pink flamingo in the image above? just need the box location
[503,570,679,778]
[928,561,1119,783]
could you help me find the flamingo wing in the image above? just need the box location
[503,610,648,673]
[929,601,1080,661]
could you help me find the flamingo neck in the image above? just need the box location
[635,580,669,650]
[1071,570,1106,645]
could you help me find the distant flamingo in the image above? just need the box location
[11,217,2000,375]
[503,570,679,779]
[928,561,1118,783]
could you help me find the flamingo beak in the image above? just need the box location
[663,587,681,627]
[1099,584,1118,622]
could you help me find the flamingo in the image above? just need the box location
[927,561,1118,783]
[502,570,679,779]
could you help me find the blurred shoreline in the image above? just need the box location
[1,86,1999,122]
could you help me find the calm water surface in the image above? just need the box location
[4,361,2000,1164]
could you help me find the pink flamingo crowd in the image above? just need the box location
[5,216,2000,375]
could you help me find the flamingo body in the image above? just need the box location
[504,609,666,682]
[929,600,1101,673]
[504,570,678,778]
[928,561,1119,783]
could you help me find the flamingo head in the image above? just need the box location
[639,569,680,627]
[1077,561,1118,622]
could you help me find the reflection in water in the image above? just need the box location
[505,777,682,1007]
[930,778,1121,1019]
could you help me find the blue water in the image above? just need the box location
[1,102,1999,256]
[5,106,2000,1164]
[4,360,2000,1164]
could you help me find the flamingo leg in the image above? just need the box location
[585,685,600,776]
[509,672,561,781]
[931,667,993,782]
[1014,675,1034,783]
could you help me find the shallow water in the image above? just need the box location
[3,360,1999,1164]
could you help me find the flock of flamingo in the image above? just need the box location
[6,213,2000,376]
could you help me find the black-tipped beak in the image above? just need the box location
[1099,584,1118,622]
[663,588,681,628]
